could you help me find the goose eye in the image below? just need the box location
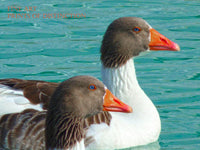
[133,27,141,33]
[88,84,97,90]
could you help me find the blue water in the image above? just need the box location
[0,0,200,149]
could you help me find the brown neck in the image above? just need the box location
[101,51,131,68]
[45,111,85,149]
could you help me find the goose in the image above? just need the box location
[0,76,132,150]
[0,17,180,149]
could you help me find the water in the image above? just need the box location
[0,0,200,149]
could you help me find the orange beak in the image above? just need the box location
[103,89,132,113]
[149,28,180,51]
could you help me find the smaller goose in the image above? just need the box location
[0,76,132,150]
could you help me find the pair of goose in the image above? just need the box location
[0,17,180,150]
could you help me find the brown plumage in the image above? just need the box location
[0,78,112,148]
[0,78,59,109]
[0,76,119,150]
[0,109,46,149]
[0,110,111,149]
[101,17,150,68]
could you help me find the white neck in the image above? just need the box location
[102,59,150,109]
[102,59,140,106]
[101,58,159,117]
[98,58,161,148]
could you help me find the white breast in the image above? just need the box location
[86,59,161,149]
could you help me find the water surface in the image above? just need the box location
[0,0,200,149]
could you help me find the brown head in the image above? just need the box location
[47,76,132,118]
[45,76,132,149]
[101,17,180,68]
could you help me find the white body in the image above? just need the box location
[0,59,161,149]
[0,85,42,115]
[68,140,85,150]
[87,59,161,149]
[52,140,85,150]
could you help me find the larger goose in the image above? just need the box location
[0,17,180,149]
[0,76,132,150]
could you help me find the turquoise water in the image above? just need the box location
[0,0,200,149]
